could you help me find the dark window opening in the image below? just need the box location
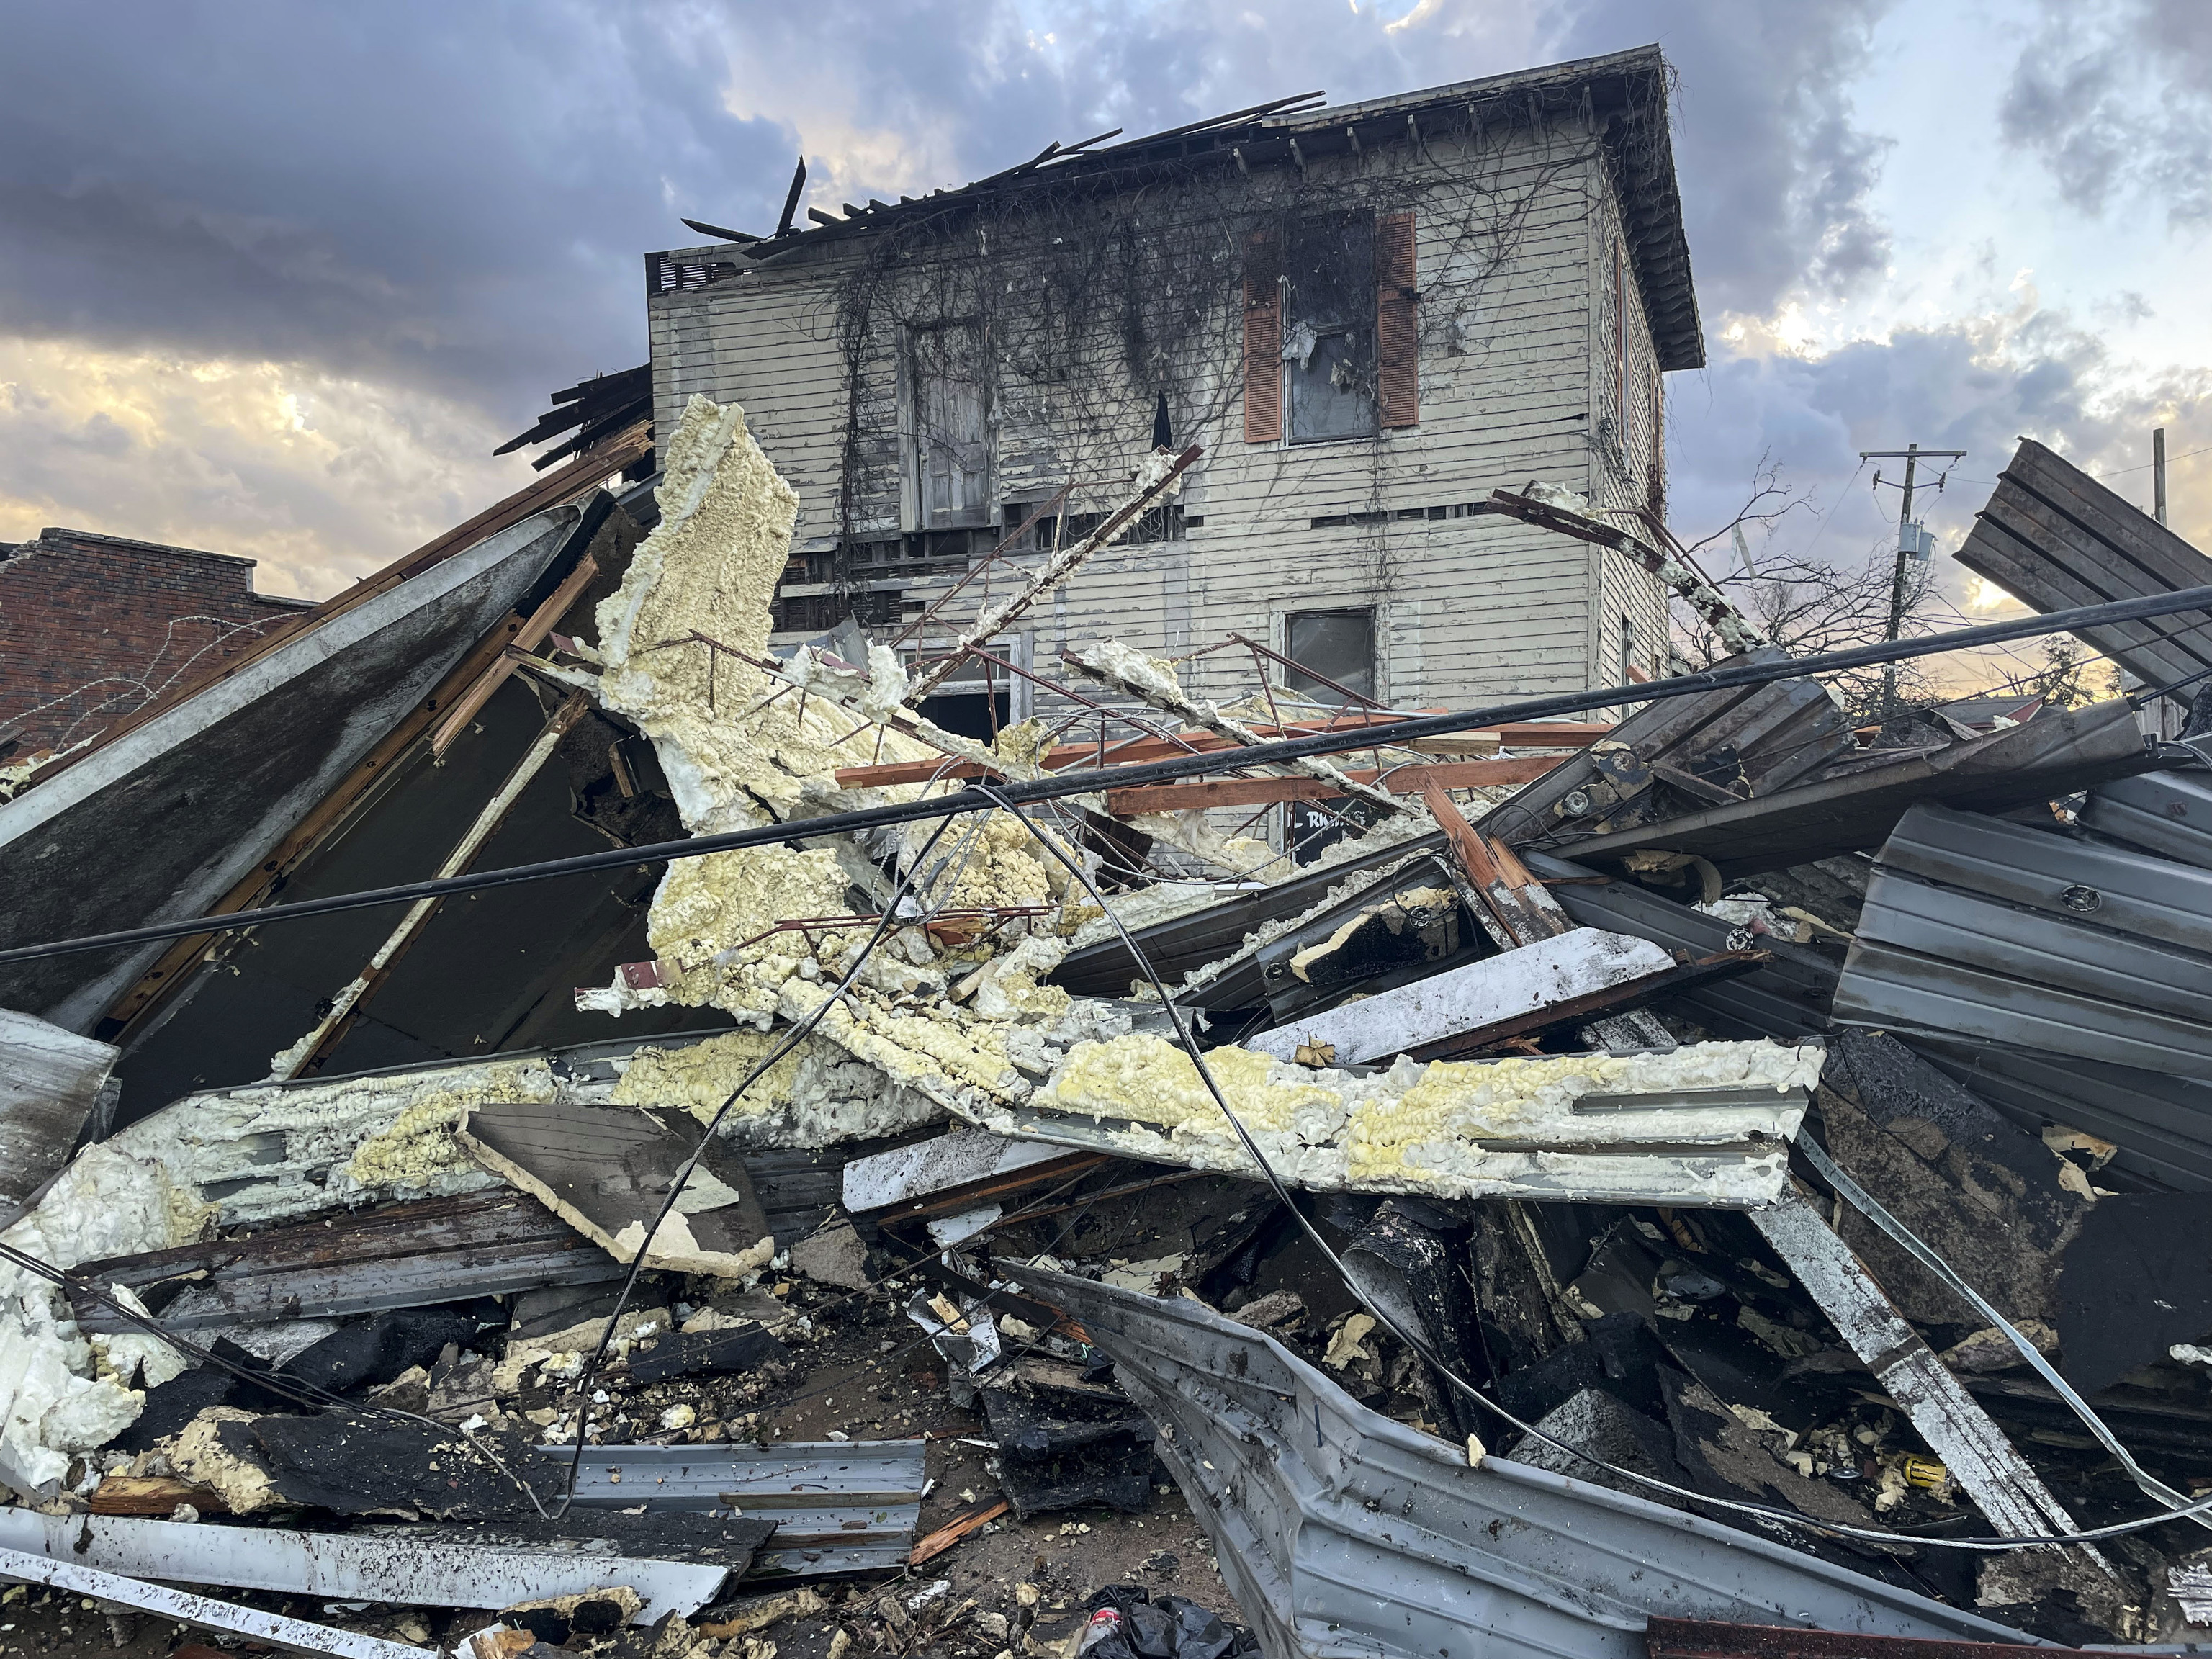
[1285,607,1377,702]
[917,691,1011,742]
[1022,504,1185,551]
[1284,214,1377,442]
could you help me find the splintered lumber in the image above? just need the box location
[1749,1186,2128,1605]
[1426,784,1674,1048]
[908,1499,1012,1566]
[1105,757,1563,814]
[907,446,1202,701]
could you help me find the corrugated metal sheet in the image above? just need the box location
[1021,1267,2038,1659]
[1834,801,2212,1186]
[2082,760,2212,871]
[1833,801,2212,1074]
[1914,1038,2212,1193]
[1956,438,2212,705]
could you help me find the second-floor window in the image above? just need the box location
[1284,214,1377,443]
[909,320,990,529]
[1244,210,1419,445]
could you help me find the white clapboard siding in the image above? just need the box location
[646,117,1674,730]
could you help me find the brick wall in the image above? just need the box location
[0,529,312,762]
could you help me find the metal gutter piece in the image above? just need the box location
[0,1540,422,1659]
[0,1508,728,1624]
[1018,1267,2039,1659]
[1244,927,1677,1064]
[533,1438,927,1580]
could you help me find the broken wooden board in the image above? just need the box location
[1246,927,1676,1066]
[461,1099,774,1278]
[71,1189,621,1334]
[1748,1186,2128,1614]
[0,1006,116,1215]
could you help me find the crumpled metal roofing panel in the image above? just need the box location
[1022,1267,2035,1659]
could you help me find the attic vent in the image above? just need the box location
[646,252,742,298]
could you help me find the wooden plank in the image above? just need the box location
[1750,1186,2110,1559]
[832,720,1606,789]
[1105,756,1564,815]
[427,552,600,755]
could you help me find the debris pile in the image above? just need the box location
[5,396,2212,1659]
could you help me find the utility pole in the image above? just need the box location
[2154,427,2168,526]
[1860,444,1967,716]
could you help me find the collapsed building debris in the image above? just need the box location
[12,73,2212,1658]
[1023,1268,2044,1659]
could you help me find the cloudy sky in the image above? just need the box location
[2,0,2207,688]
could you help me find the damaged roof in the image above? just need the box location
[667,45,1704,372]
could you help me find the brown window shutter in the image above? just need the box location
[1244,229,1283,444]
[1375,210,1419,428]
[1645,367,1665,519]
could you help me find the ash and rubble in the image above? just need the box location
[5,367,2212,1659]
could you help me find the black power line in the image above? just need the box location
[6,580,2211,971]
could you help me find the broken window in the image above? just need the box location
[908,321,991,529]
[1245,212,1416,444]
[1283,215,1377,442]
[1285,607,1376,701]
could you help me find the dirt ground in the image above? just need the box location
[0,1259,1244,1659]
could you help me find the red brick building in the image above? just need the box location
[0,528,311,764]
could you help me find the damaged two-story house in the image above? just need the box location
[644,44,1701,771]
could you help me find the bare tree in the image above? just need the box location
[2028,636,2122,710]
[1671,461,1941,721]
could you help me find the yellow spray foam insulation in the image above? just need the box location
[1346,1042,1825,1183]
[590,394,946,833]
[341,1059,562,1192]
[779,980,1022,1107]
[1018,1034,1824,1199]
[608,1027,821,1121]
